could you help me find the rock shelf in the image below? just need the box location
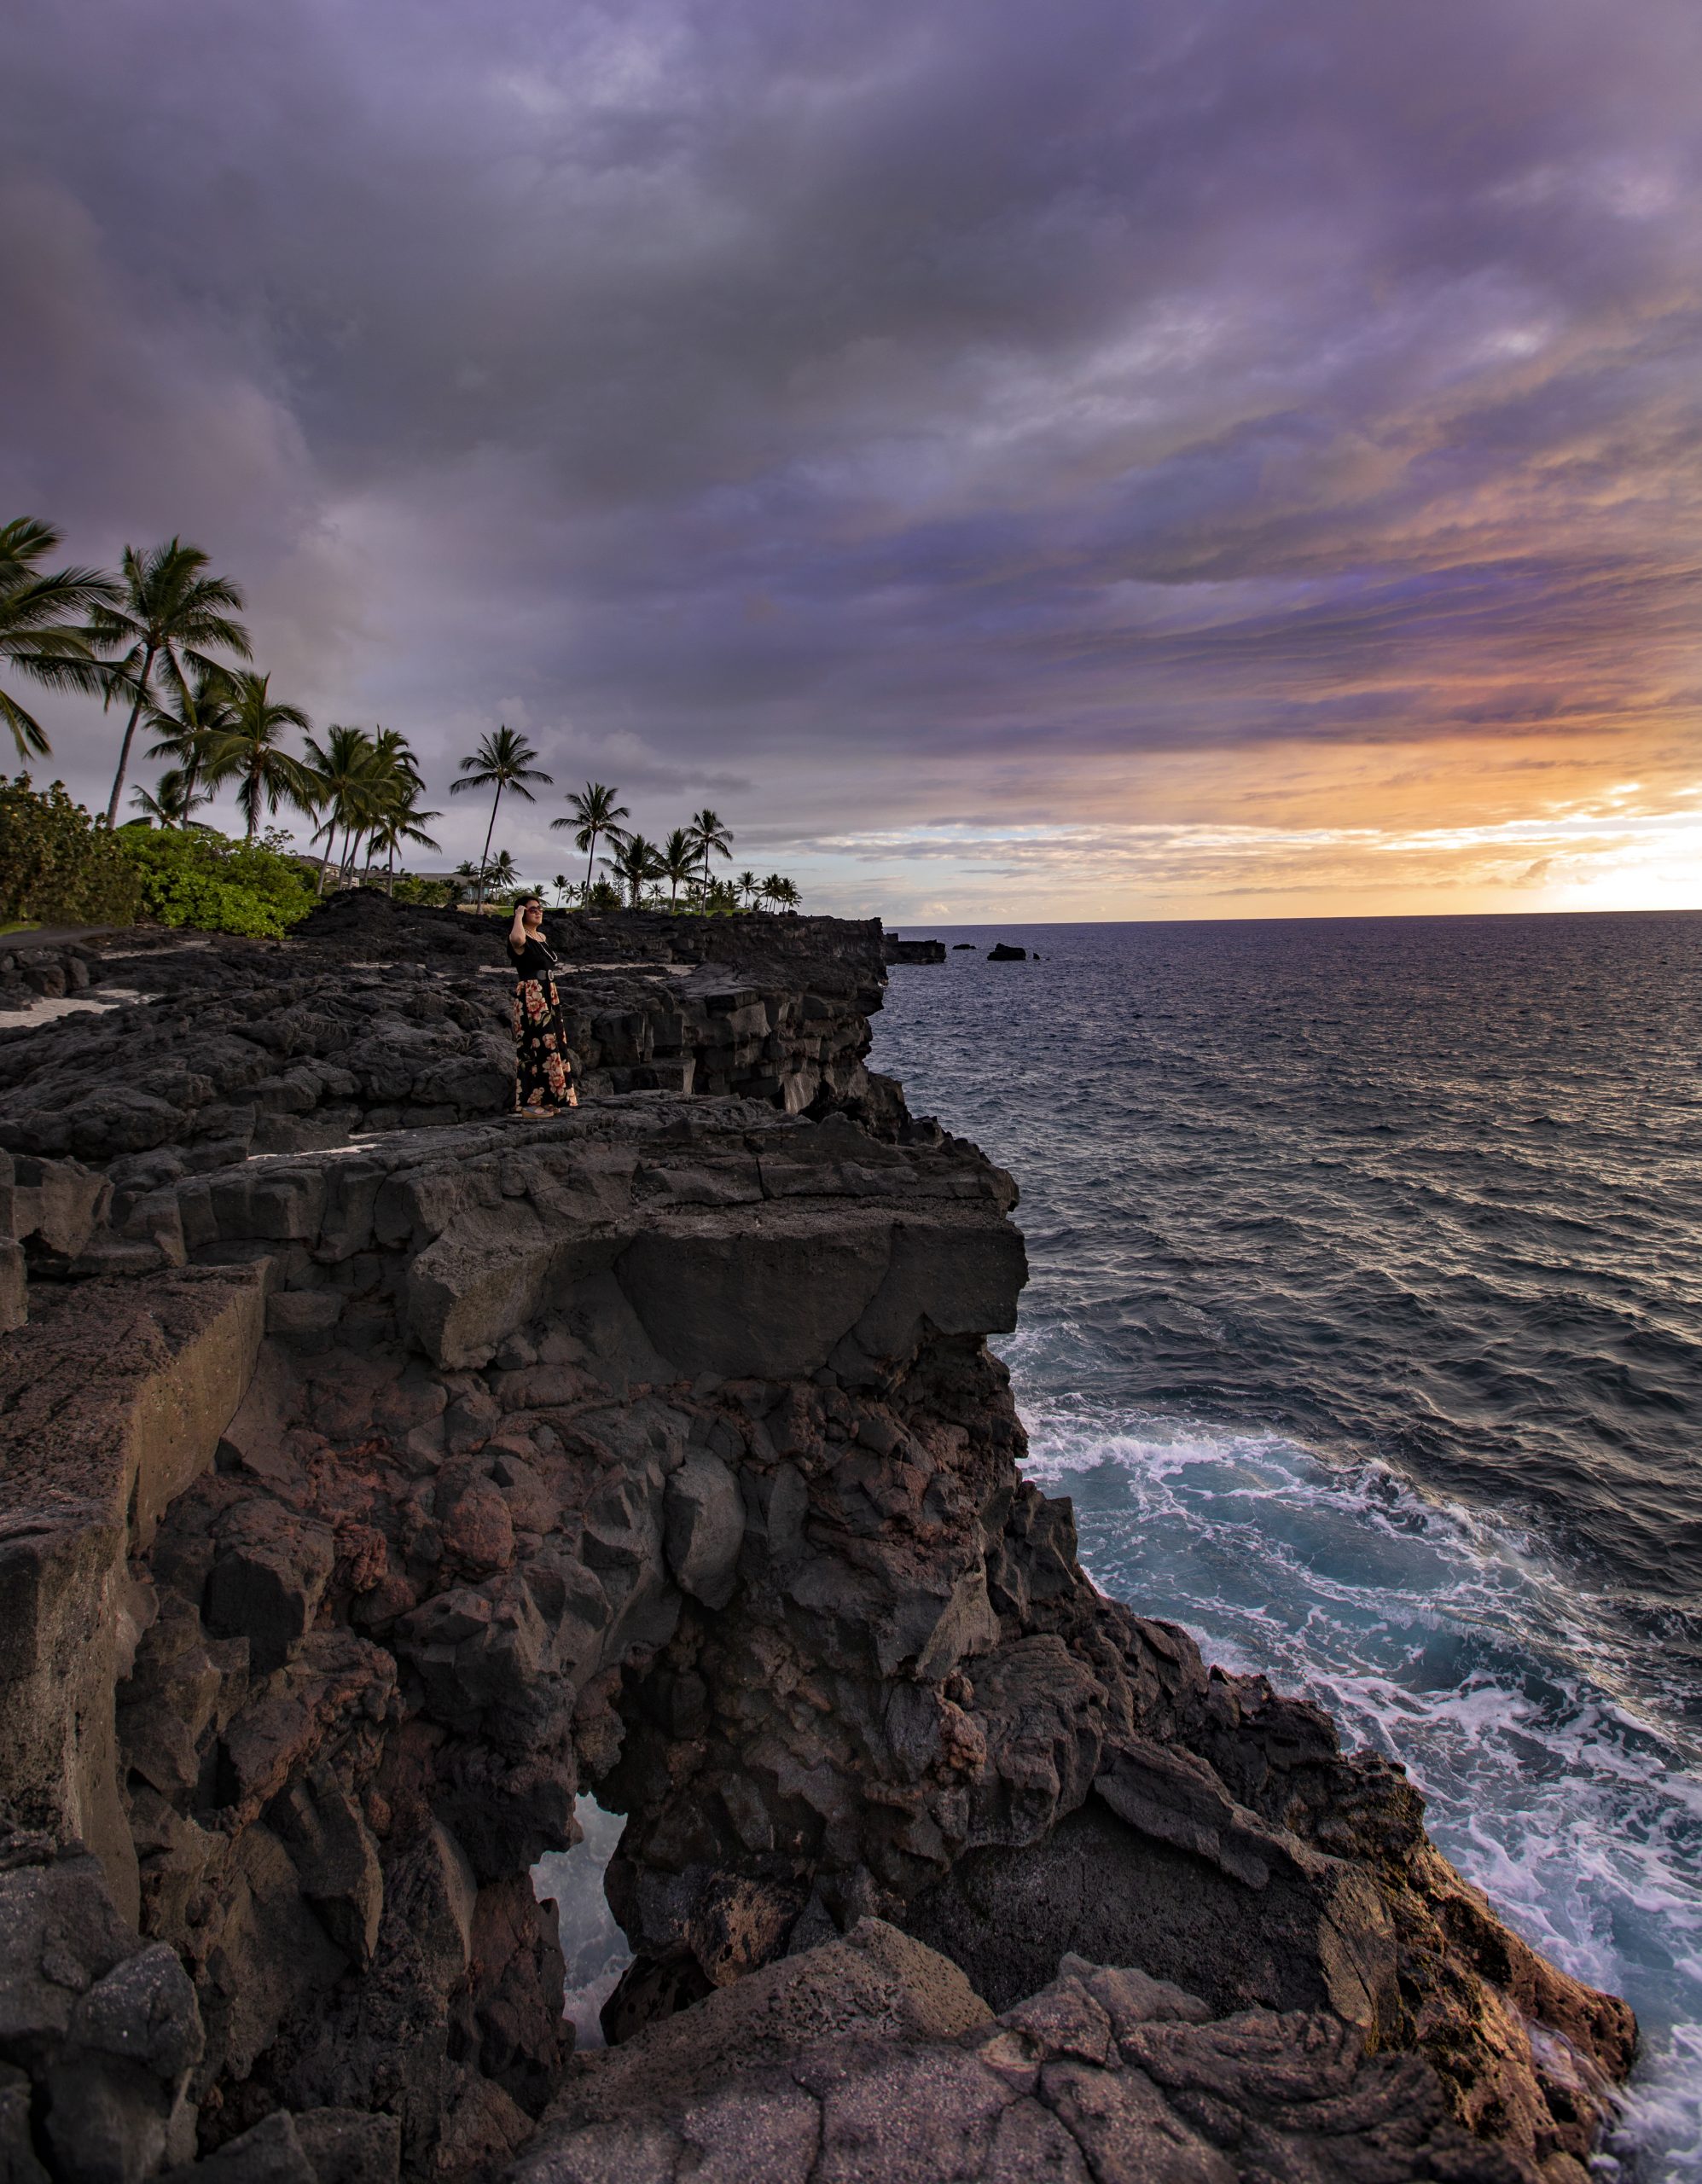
[0,905,1634,2184]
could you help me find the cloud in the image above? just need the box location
[3,0,1701,907]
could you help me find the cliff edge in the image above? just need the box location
[0,905,1633,2183]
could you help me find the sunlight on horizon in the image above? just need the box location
[795,796,1702,925]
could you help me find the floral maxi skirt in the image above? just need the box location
[512,976,578,1112]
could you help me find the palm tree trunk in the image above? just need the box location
[478,786,502,909]
[246,760,261,844]
[105,644,157,825]
[584,829,598,895]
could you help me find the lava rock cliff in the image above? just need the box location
[0,904,1633,2184]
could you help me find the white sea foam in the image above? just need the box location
[867,915,1702,2175]
[1018,1386,1702,2180]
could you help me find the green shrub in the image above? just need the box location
[0,775,144,927]
[392,874,457,908]
[116,825,318,938]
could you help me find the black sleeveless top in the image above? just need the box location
[507,933,559,981]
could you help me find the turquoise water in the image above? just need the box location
[874,912,1702,2177]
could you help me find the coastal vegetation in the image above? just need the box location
[0,775,142,927]
[0,513,808,928]
[118,824,320,938]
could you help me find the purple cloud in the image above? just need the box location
[3,0,1700,909]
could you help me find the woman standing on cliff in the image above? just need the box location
[507,897,579,1115]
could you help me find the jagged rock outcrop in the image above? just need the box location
[885,937,946,964]
[0,911,1634,2184]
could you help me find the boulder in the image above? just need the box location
[664,1449,745,1609]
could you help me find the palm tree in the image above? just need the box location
[221,671,313,842]
[451,727,551,907]
[453,849,520,905]
[302,724,384,891]
[758,872,799,912]
[367,786,442,895]
[734,869,760,910]
[659,828,698,908]
[552,781,630,894]
[686,808,733,912]
[89,537,250,824]
[604,833,662,909]
[144,661,241,816]
[340,728,429,887]
[552,871,572,908]
[130,767,212,828]
[0,517,118,762]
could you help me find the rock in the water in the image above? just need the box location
[986,943,1027,961]
[884,937,947,964]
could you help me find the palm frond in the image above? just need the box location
[0,688,50,761]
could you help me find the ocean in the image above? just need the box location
[871,910,1702,2179]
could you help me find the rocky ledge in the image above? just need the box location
[0,910,1633,2184]
[0,897,897,1184]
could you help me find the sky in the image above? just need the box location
[4,0,1701,923]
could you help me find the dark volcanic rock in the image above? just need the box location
[885,936,947,964]
[0,908,1635,2183]
[0,903,900,1177]
[0,939,100,1015]
[986,942,1027,961]
[515,1920,1540,2184]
